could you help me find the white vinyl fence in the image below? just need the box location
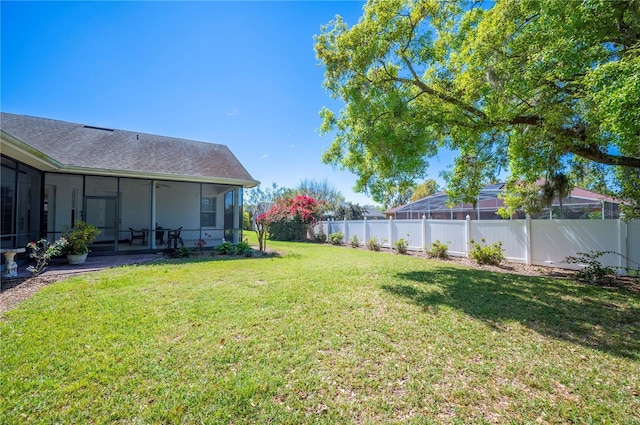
[318,217,640,273]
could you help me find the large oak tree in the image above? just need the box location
[315,0,639,214]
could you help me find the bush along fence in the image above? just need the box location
[316,215,640,274]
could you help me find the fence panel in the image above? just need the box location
[427,220,467,256]
[326,221,342,236]
[394,220,424,250]
[344,220,365,246]
[627,221,640,271]
[368,220,390,247]
[530,220,619,269]
[471,220,527,263]
[315,218,638,272]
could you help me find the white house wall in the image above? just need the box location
[155,181,200,243]
[43,174,83,238]
[120,178,152,231]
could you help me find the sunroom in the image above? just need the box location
[1,112,258,263]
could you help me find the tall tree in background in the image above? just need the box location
[379,180,415,210]
[334,203,368,220]
[244,183,287,226]
[410,179,440,202]
[315,0,640,215]
[291,178,344,212]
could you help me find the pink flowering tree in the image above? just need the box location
[254,210,272,253]
[255,195,324,249]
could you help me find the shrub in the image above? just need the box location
[563,251,621,282]
[173,247,193,258]
[394,238,409,254]
[26,238,68,276]
[350,235,360,248]
[215,241,253,256]
[329,232,344,245]
[315,227,327,243]
[366,237,383,252]
[236,240,252,254]
[469,238,505,266]
[263,195,324,242]
[62,221,100,255]
[216,241,239,255]
[426,240,449,259]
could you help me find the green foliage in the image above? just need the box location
[334,203,368,220]
[350,234,360,248]
[267,220,307,242]
[291,178,344,212]
[2,240,640,422]
[314,228,327,243]
[563,251,640,282]
[61,221,100,255]
[410,179,440,202]
[469,239,505,266]
[378,181,416,210]
[214,241,253,257]
[564,251,617,282]
[26,238,68,276]
[172,246,192,258]
[242,210,251,231]
[329,232,344,245]
[393,238,408,255]
[261,195,324,242]
[366,237,383,252]
[499,172,573,218]
[426,240,450,259]
[315,0,640,209]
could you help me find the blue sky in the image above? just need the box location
[1,1,450,206]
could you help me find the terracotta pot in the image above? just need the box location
[67,253,88,265]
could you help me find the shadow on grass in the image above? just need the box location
[383,267,640,360]
[163,251,283,263]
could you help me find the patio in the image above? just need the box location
[1,253,164,293]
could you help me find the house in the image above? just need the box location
[1,112,259,265]
[387,183,624,220]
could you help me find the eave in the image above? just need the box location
[1,130,260,188]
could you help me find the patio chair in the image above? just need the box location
[155,226,165,246]
[128,227,146,246]
[166,227,184,249]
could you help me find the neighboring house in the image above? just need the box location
[1,112,259,265]
[388,183,624,220]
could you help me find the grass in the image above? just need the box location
[1,237,639,424]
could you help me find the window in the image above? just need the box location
[224,191,234,241]
[201,197,216,227]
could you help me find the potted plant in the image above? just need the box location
[62,221,100,264]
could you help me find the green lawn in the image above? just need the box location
[2,239,639,424]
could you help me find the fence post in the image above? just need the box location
[388,216,393,249]
[363,217,368,246]
[343,218,348,244]
[422,214,427,252]
[465,214,471,257]
[525,213,532,265]
[619,216,628,274]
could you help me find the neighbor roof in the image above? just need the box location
[391,182,623,215]
[1,112,259,187]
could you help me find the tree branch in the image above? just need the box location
[399,56,488,121]
[568,144,640,168]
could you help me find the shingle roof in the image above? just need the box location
[1,112,258,187]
